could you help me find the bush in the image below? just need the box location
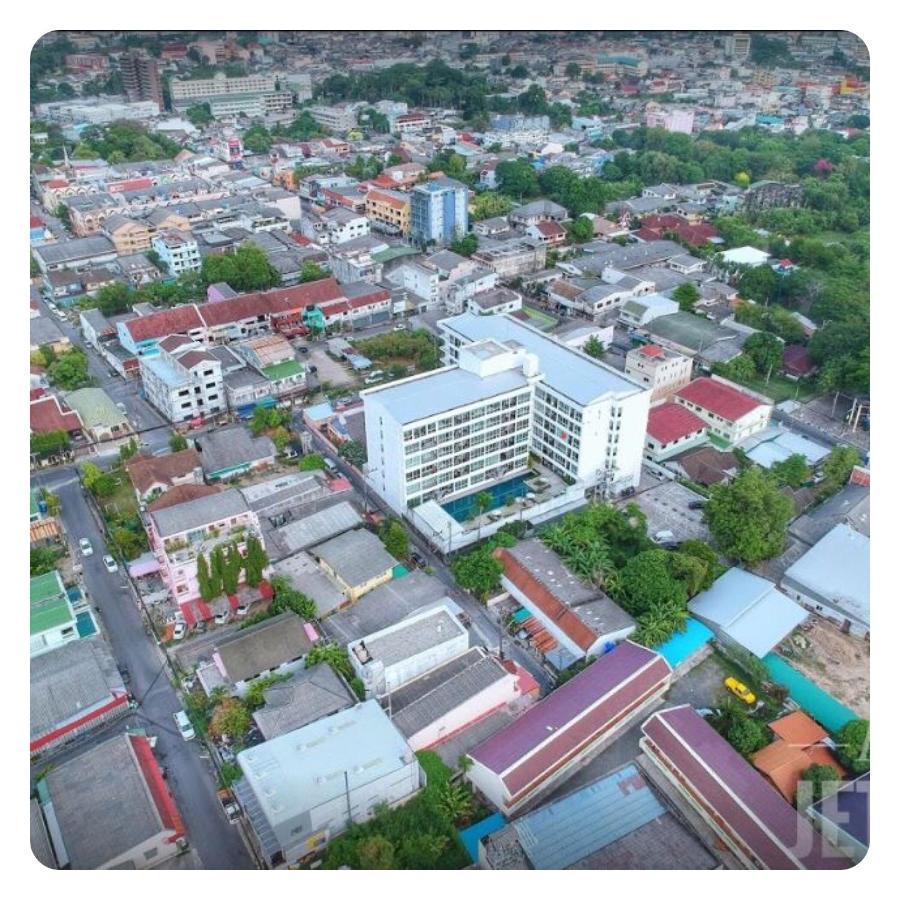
[835,719,869,774]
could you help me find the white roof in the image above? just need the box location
[720,246,771,266]
[689,567,808,658]
[237,700,414,828]
[782,524,870,625]
[440,313,643,406]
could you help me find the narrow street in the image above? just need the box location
[31,466,255,869]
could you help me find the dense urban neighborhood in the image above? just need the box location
[29,29,870,871]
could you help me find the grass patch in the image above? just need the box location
[722,371,819,404]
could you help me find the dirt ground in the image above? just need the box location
[776,619,870,718]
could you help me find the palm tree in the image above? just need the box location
[436,781,474,826]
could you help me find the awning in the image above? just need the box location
[128,552,161,578]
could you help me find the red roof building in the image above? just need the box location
[638,214,719,247]
[30,395,84,436]
[467,642,671,814]
[641,706,850,869]
[675,378,771,444]
[647,402,708,446]
[782,344,816,378]
[124,305,205,344]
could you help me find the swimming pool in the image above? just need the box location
[441,473,533,523]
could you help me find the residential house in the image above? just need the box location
[194,424,276,482]
[675,377,772,445]
[139,335,225,423]
[197,612,314,698]
[466,642,671,815]
[62,387,133,447]
[30,570,85,658]
[234,701,423,865]
[347,603,469,698]
[365,187,411,236]
[311,528,397,602]
[509,200,568,229]
[146,488,262,607]
[688,567,808,658]
[467,287,523,316]
[151,229,201,275]
[618,292,679,328]
[639,705,850,870]
[125,448,204,504]
[525,220,567,247]
[30,394,84,440]
[104,214,154,254]
[472,238,547,278]
[32,235,117,273]
[30,316,71,354]
[35,732,185,869]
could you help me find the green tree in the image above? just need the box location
[299,261,328,283]
[451,546,504,602]
[820,446,861,496]
[449,233,478,257]
[244,673,292,710]
[469,191,514,221]
[48,349,90,389]
[186,103,214,127]
[724,713,770,757]
[796,764,843,809]
[118,437,139,463]
[31,547,61,576]
[582,336,605,359]
[738,266,779,304]
[705,468,793,563]
[209,697,251,742]
[31,430,70,459]
[678,539,722,591]
[565,62,582,79]
[435,781,475,826]
[243,535,269,588]
[474,492,493,517]
[223,544,242,595]
[169,432,188,452]
[566,215,595,243]
[298,453,326,471]
[735,171,751,188]
[770,453,812,488]
[616,550,690,617]
[743,332,784,376]
[673,281,701,312]
[210,545,226,597]
[339,439,367,467]
[197,553,215,602]
[200,244,280,293]
[242,125,273,154]
[79,462,104,493]
[835,719,869,775]
[379,518,409,560]
[270,575,318,620]
[306,642,353,678]
[357,835,397,869]
[496,159,540,199]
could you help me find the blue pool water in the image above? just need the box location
[441,473,533,523]
[75,610,98,638]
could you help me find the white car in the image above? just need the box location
[174,710,195,741]
[393,323,406,331]
[172,621,187,640]
[103,555,118,573]
[79,538,94,557]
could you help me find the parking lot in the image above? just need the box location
[304,346,356,388]
[624,477,711,543]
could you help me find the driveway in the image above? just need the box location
[32,469,256,869]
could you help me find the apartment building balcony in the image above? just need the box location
[163,524,259,563]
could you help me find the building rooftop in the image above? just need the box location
[270,500,363,557]
[214,612,313,684]
[39,733,178,869]
[782,523,870,626]
[391,647,510,740]
[647,403,707,444]
[62,387,127,431]
[237,700,416,830]
[440,312,642,406]
[677,377,768,422]
[689,567,807,658]
[30,570,71,636]
[149,487,249,538]
[195,425,275,477]
[312,528,398,588]
[126,448,202,496]
[251,663,356,740]
[351,605,466,669]
[30,636,126,746]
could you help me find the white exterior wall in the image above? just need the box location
[678,399,771,444]
[406,673,521,751]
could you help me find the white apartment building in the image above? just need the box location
[307,103,362,133]
[139,335,225,423]
[151,229,201,275]
[724,34,752,60]
[170,72,277,103]
[363,340,539,513]
[439,314,651,493]
[674,377,772,445]
[625,343,693,402]
[387,262,440,307]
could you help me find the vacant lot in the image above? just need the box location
[775,619,869,718]
[626,479,711,543]
[307,347,354,388]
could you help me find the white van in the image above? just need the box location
[174,710,195,741]
[323,458,339,474]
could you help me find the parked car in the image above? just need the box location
[410,548,426,567]
[78,537,93,557]
[214,610,231,625]
[218,789,241,823]
[393,323,406,331]
[298,346,309,354]
[172,621,187,640]
[103,555,118,573]
[308,365,318,373]
[724,676,756,706]
[174,709,195,741]
[323,458,338,474]
[688,499,707,510]
[236,603,251,617]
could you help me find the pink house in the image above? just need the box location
[145,487,263,609]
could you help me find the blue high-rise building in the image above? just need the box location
[410,177,469,247]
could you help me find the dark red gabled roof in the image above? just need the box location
[129,734,186,841]
[198,292,270,327]
[647,402,707,444]
[124,305,204,343]
[30,395,83,435]
[676,377,767,422]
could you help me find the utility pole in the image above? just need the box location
[344,770,352,827]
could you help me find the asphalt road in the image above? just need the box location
[34,293,172,456]
[296,417,554,693]
[32,465,255,869]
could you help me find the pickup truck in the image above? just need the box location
[217,789,241,823]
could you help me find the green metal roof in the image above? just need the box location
[31,570,73,636]
[372,245,420,264]
[262,359,305,382]
[63,387,126,430]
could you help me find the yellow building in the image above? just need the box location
[311,529,397,603]
[365,188,411,237]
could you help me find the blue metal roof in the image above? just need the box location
[458,812,507,863]
[654,617,713,668]
[513,764,666,869]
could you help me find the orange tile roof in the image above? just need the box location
[768,711,828,749]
